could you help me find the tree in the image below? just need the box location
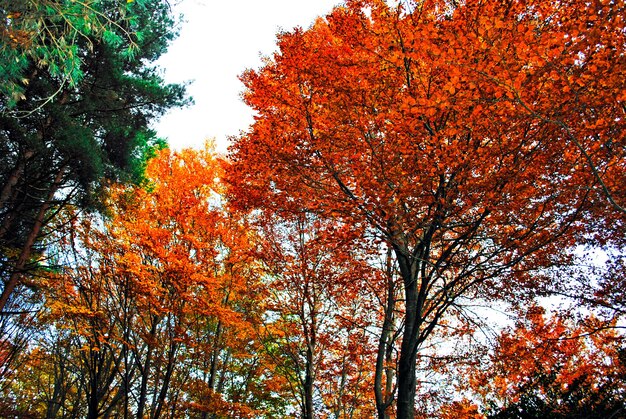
[11,145,272,418]
[253,210,378,417]
[467,306,626,419]
[0,0,188,318]
[227,0,625,416]
[0,0,144,107]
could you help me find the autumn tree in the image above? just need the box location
[0,0,188,318]
[466,306,626,418]
[228,0,625,416]
[252,210,379,417]
[2,324,87,417]
[12,145,271,418]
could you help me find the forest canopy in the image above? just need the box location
[0,0,624,418]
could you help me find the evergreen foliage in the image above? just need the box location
[0,0,188,322]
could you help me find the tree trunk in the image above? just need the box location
[152,339,178,419]
[0,165,65,314]
[396,346,417,419]
[375,305,394,418]
[45,356,67,419]
[334,345,348,418]
[86,351,101,419]
[208,320,222,391]
[0,149,33,215]
[303,342,315,419]
[395,248,419,419]
[375,250,397,419]
[137,318,158,419]
[202,319,222,419]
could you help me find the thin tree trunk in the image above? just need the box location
[202,319,222,419]
[375,273,396,419]
[152,339,178,419]
[0,149,34,214]
[208,320,222,391]
[303,341,315,419]
[335,349,348,418]
[302,279,316,419]
[0,165,65,314]
[384,334,395,416]
[375,246,397,419]
[86,350,101,419]
[45,355,66,419]
[137,318,158,419]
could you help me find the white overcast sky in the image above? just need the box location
[153,0,341,152]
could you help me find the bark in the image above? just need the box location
[208,320,222,391]
[86,355,100,419]
[335,350,348,418]
[45,357,67,419]
[137,317,158,419]
[396,277,418,419]
[152,338,179,419]
[202,319,222,419]
[0,149,34,214]
[303,342,315,419]
[302,281,317,419]
[394,244,420,419]
[375,269,396,419]
[0,165,66,314]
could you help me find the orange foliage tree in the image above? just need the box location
[465,307,626,418]
[252,210,379,417]
[227,0,625,416]
[37,145,272,418]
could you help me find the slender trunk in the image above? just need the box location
[303,342,314,419]
[208,320,222,391]
[0,165,65,314]
[121,338,130,419]
[395,249,419,419]
[0,149,34,214]
[202,320,222,419]
[375,252,396,419]
[69,384,84,419]
[335,349,348,418]
[302,285,316,419]
[45,356,66,419]
[384,334,395,415]
[137,318,158,419]
[86,351,101,419]
[375,314,392,418]
[152,339,178,419]
[150,350,162,416]
[349,328,369,419]
[120,275,134,419]
[216,351,230,394]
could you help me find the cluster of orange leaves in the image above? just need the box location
[467,307,625,415]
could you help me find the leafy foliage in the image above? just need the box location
[0,0,188,316]
[252,211,379,417]
[228,0,625,416]
[0,0,624,417]
[0,0,154,106]
[5,146,276,417]
[471,308,626,419]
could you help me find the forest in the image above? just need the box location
[0,0,624,418]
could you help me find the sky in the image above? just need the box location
[153,0,341,153]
